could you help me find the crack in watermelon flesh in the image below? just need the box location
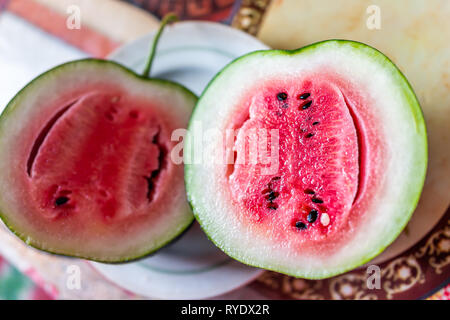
[227,79,366,243]
[27,91,169,222]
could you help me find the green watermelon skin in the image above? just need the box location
[0,59,197,263]
[185,40,427,279]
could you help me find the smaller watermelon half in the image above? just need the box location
[0,16,197,262]
[185,40,427,279]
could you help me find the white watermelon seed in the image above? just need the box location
[320,213,330,226]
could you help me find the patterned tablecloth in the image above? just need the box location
[0,0,448,300]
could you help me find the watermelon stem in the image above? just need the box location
[142,13,178,78]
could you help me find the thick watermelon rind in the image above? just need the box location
[0,59,197,263]
[185,40,427,279]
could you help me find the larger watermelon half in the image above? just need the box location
[185,40,427,279]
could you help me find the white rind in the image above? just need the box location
[185,40,427,278]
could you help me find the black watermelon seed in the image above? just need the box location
[271,176,281,181]
[305,133,314,138]
[55,196,69,206]
[304,189,315,195]
[277,92,288,101]
[312,121,320,125]
[298,93,310,100]
[295,221,307,230]
[266,191,279,201]
[267,202,278,210]
[307,209,318,223]
[300,101,313,110]
[312,198,324,204]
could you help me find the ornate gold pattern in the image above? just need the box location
[382,255,424,299]
[258,272,325,299]
[281,277,325,300]
[330,274,377,300]
[415,220,450,274]
[256,217,449,299]
[231,0,271,35]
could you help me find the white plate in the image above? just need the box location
[90,21,269,300]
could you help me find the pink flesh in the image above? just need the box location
[226,76,371,245]
[27,91,170,222]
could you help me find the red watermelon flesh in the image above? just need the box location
[228,78,363,244]
[216,74,387,255]
[29,91,168,222]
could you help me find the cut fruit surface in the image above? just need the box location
[185,40,427,278]
[0,60,196,262]
[228,80,360,243]
[29,91,167,221]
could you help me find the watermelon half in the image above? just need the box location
[185,40,427,279]
[0,16,196,262]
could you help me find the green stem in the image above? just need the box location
[142,13,178,78]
